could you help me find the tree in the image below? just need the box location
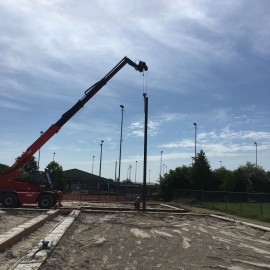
[213,167,234,191]
[191,150,214,190]
[234,162,270,192]
[232,167,253,192]
[45,161,66,190]
[0,163,9,172]
[122,179,133,184]
[16,155,38,173]
[11,156,38,180]
[159,166,192,200]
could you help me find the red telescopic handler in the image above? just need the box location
[0,57,148,209]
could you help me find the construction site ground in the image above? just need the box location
[0,201,270,270]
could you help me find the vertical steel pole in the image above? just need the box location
[160,151,163,180]
[193,123,197,160]
[142,93,148,211]
[135,160,138,183]
[254,142,257,167]
[37,131,43,169]
[92,155,95,174]
[115,161,117,181]
[99,140,104,177]
[118,105,124,184]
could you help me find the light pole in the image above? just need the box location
[193,123,197,160]
[160,150,163,179]
[99,140,104,177]
[53,152,55,161]
[254,141,257,167]
[220,160,222,168]
[149,169,151,184]
[129,165,132,181]
[135,160,138,183]
[115,161,117,181]
[127,166,129,180]
[118,105,124,183]
[163,163,165,176]
[165,165,167,174]
[38,131,43,169]
[92,155,95,174]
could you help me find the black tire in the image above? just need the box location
[38,194,54,209]
[2,193,19,208]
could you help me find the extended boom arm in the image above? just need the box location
[3,57,148,180]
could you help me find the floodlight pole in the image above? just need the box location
[193,123,197,161]
[160,150,163,180]
[92,155,95,174]
[135,160,138,183]
[37,131,43,169]
[118,105,124,185]
[254,141,257,167]
[99,140,104,177]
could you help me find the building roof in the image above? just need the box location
[64,168,111,183]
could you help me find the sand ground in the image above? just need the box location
[1,203,270,270]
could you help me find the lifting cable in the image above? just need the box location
[142,68,148,95]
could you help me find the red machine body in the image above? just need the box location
[0,57,148,209]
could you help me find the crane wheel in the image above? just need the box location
[38,194,54,209]
[2,193,19,208]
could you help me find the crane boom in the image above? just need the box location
[2,56,148,180]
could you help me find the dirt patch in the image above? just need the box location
[41,211,270,270]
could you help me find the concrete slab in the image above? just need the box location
[11,210,80,270]
[210,214,270,232]
[0,210,59,251]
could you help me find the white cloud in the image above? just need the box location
[1,0,270,176]
[0,100,29,111]
[159,113,186,122]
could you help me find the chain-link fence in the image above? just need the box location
[173,189,270,203]
[172,189,270,220]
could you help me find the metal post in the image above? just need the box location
[135,160,138,183]
[118,105,124,183]
[163,163,165,176]
[142,93,148,211]
[115,161,117,181]
[99,140,104,177]
[37,131,43,169]
[92,155,95,174]
[193,123,197,160]
[160,150,163,179]
[129,165,132,181]
[254,142,257,167]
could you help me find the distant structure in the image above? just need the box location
[64,169,110,193]
[64,168,158,200]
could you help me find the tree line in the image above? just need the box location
[159,150,270,200]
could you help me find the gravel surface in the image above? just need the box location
[41,212,270,270]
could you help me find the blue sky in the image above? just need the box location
[1,0,270,183]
